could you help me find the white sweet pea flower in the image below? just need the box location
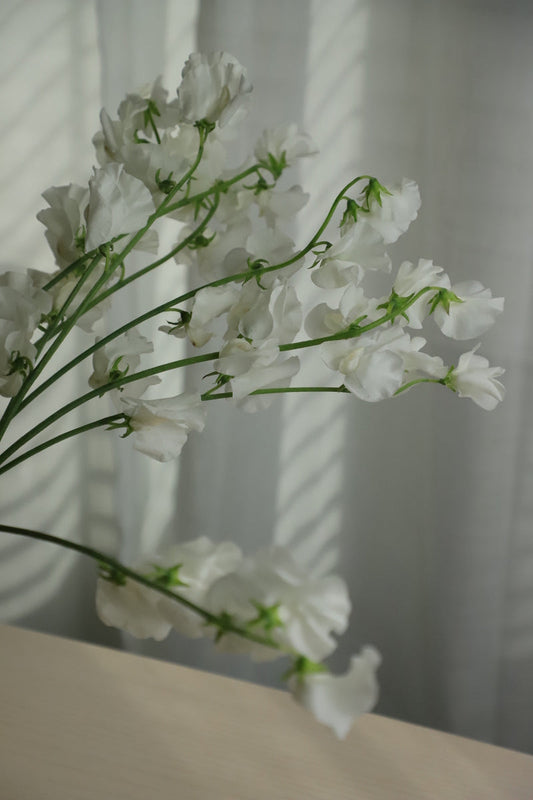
[312,220,390,289]
[118,393,206,461]
[152,538,243,638]
[246,227,296,286]
[161,284,241,347]
[89,329,159,398]
[96,576,172,641]
[36,183,89,268]
[289,646,381,740]
[305,285,380,340]
[176,51,252,127]
[433,280,504,340]
[178,219,251,280]
[321,326,414,402]
[393,259,450,328]
[206,546,351,662]
[255,185,309,228]
[95,537,242,642]
[254,123,318,166]
[271,282,302,344]
[225,280,274,343]
[447,347,505,410]
[0,271,52,396]
[365,178,420,243]
[214,338,299,412]
[85,163,157,251]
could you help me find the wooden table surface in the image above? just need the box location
[1,624,533,799]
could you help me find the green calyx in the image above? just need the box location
[258,151,287,181]
[340,198,360,228]
[98,561,127,586]
[246,601,284,633]
[8,351,33,378]
[145,563,188,589]
[377,290,416,322]
[282,655,328,682]
[360,177,392,211]
[428,288,463,315]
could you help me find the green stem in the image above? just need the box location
[0,524,280,649]
[0,352,218,466]
[0,414,125,477]
[86,193,221,312]
[201,386,349,401]
[0,253,106,444]
[394,377,445,396]
[163,164,262,215]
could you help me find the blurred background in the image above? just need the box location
[0,0,532,754]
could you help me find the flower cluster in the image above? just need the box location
[0,52,506,739]
[96,537,377,738]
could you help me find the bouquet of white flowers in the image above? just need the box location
[0,52,504,739]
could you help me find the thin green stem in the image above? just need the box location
[0,352,218,466]
[201,386,349,401]
[86,193,221,312]
[0,253,106,444]
[394,377,445,396]
[0,414,125,476]
[0,524,280,649]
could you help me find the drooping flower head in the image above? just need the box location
[176,52,253,128]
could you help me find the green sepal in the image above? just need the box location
[259,151,287,181]
[428,288,463,315]
[361,177,392,211]
[282,655,328,683]
[246,601,284,633]
[98,561,127,586]
[155,168,176,195]
[145,563,188,590]
[340,198,360,228]
[194,119,216,136]
[187,232,216,250]
[8,351,33,378]
[376,290,416,322]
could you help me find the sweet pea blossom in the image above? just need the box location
[312,220,390,289]
[433,280,504,340]
[37,183,89,268]
[154,538,243,637]
[365,178,421,244]
[305,285,381,340]
[96,576,172,641]
[393,259,450,329]
[447,347,505,410]
[89,329,159,397]
[0,271,52,396]
[254,123,318,166]
[161,284,241,347]
[321,326,416,402]
[176,51,252,127]
[289,646,381,739]
[206,546,351,662]
[118,393,206,461]
[86,163,157,251]
[96,537,243,641]
[214,338,300,412]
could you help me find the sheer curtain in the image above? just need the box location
[1,0,532,754]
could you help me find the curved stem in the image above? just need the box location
[0,253,105,443]
[0,352,218,466]
[0,414,125,477]
[0,524,281,650]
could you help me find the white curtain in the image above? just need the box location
[1,0,532,754]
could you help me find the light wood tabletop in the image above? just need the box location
[1,623,532,799]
